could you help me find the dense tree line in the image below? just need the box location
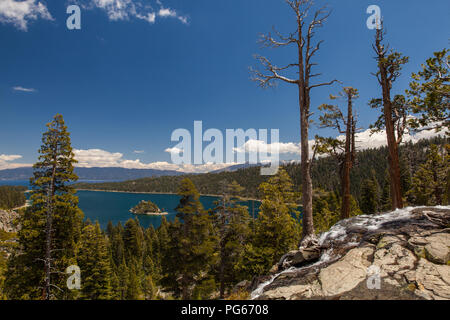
[0,186,26,210]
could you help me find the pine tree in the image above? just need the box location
[243,169,301,275]
[313,190,339,234]
[5,114,83,300]
[316,87,359,219]
[142,274,156,300]
[408,144,447,205]
[212,181,250,298]
[407,49,449,133]
[162,178,217,299]
[371,25,409,210]
[78,222,112,299]
[360,173,379,214]
[125,262,142,300]
[123,218,145,263]
[379,170,392,212]
[117,258,129,300]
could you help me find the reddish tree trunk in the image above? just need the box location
[376,30,403,210]
[341,93,353,219]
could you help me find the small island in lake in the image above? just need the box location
[130,200,168,216]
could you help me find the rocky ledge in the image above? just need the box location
[250,206,450,300]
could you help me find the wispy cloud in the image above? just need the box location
[133,150,145,154]
[164,147,183,155]
[12,86,37,92]
[0,0,53,31]
[73,148,234,173]
[0,154,30,170]
[81,0,188,25]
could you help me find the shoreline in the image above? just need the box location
[76,188,261,202]
[131,211,169,216]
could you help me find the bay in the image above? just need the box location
[1,180,260,229]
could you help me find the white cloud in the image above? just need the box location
[164,147,183,154]
[82,0,187,25]
[133,150,145,154]
[339,125,446,151]
[0,0,53,31]
[232,125,445,159]
[136,12,156,23]
[73,148,235,173]
[234,139,301,154]
[158,8,175,17]
[74,149,124,167]
[12,86,37,92]
[0,154,22,162]
[0,154,31,170]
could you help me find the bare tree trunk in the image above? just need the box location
[44,187,52,300]
[44,156,57,300]
[375,29,403,210]
[251,0,337,246]
[299,86,314,239]
[341,93,353,219]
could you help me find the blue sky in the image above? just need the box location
[0,0,448,172]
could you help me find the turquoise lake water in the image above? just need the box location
[77,190,223,229]
[1,180,260,229]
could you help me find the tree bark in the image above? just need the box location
[341,92,353,219]
[298,20,314,242]
[375,30,403,210]
[44,154,57,300]
[299,91,314,238]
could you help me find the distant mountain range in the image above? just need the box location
[0,167,184,181]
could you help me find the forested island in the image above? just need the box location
[130,200,167,216]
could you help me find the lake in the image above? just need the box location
[0,180,260,229]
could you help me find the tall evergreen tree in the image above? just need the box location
[242,169,300,276]
[212,181,250,298]
[316,87,359,219]
[379,170,392,212]
[161,178,217,299]
[123,218,145,263]
[408,144,448,205]
[371,25,409,210]
[407,49,449,134]
[78,222,112,300]
[5,114,83,300]
[360,171,379,214]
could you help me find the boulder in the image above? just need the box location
[278,246,321,270]
[252,206,450,300]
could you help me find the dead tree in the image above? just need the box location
[316,87,359,219]
[251,0,337,245]
[371,26,409,210]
